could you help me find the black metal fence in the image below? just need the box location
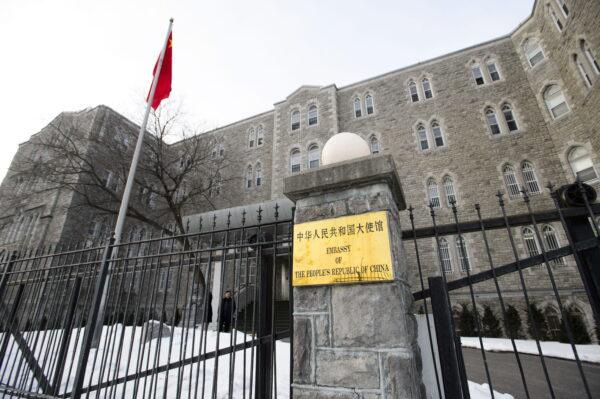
[0,205,293,399]
[409,182,600,399]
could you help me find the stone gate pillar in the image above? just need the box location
[284,154,424,398]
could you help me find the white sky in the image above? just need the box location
[0,0,534,182]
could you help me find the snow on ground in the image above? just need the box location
[468,381,514,399]
[1,325,511,398]
[461,337,600,363]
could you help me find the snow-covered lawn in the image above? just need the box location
[1,325,512,398]
[461,337,600,363]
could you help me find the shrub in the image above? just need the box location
[504,305,523,339]
[558,307,591,344]
[527,303,549,341]
[482,305,502,337]
[458,304,477,336]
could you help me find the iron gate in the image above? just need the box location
[0,204,293,399]
[409,182,600,399]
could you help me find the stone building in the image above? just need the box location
[1,0,599,338]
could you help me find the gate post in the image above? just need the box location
[284,153,424,398]
[255,251,274,399]
[429,276,469,399]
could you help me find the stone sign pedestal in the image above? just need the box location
[284,154,424,398]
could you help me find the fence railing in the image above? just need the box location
[0,204,293,399]
[408,182,600,399]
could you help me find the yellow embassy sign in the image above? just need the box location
[292,211,394,286]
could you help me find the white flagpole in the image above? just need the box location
[91,18,173,347]
[113,18,173,246]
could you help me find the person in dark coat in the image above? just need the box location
[204,292,213,325]
[219,290,236,332]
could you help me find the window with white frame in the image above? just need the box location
[365,94,374,115]
[502,104,518,132]
[486,61,501,81]
[503,164,521,197]
[245,165,253,189]
[555,0,569,17]
[427,178,441,208]
[548,5,564,32]
[408,81,419,102]
[354,97,362,117]
[574,54,593,88]
[417,124,429,150]
[308,105,318,126]
[158,270,168,291]
[257,126,264,146]
[308,144,320,169]
[431,121,445,147]
[524,38,545,67]
[218,143,224,157]
[248,128,256,148]
[485,108,501,135]
[568,146,598,182]
[255,163,262,186]
[369,135,380,154]
[522,227,540,257]
[443,176,457,206]
[456,236,471,272]
[472,64,485,85]
[521,161,541,194]
[291,110,300,130]
[290,149,301,173]
[439,238,453,273]
[543,225,564,265]
[544,85,570,119]
[422,78,433,99]
[581,40,600,75]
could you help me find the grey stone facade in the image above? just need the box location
[1,0,599,338]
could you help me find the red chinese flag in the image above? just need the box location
[147,33,172,109]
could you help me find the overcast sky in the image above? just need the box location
[0,0,534,182]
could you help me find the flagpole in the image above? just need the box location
[91,18,173,348]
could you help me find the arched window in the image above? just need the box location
[574,54,593,88]
[427,178,441,208]
[472,63,485,85]
[548,5,564,32]
[522,227,540,257]
[543,225,564,265]
[456,236,471,272]
[581,39,600,74]
[485,108,501,135]
[521,161,541,194]
[417,124,429,150]
[245,165,253,189]
[257,126,264,146]
[502,104,518,132]
[555,0,569,17]
[431,121,445,147]
[408,81,419,102]
[291,110,300,130]
[568,146,598,182]
[365,94,374,115]
[308,105,318,126]
[354,97,362,118]
[486,60,501,81]
[439,238,452,273]
[443,176,456,206]
[308,144,320,169]
[255,163,262,186]
[290,149,301,173]
[369,135,380,154]
[524,38,545,67]
[545,307,561,339]
[544,85,569,119]
[248,128,256,148]
[422,78,433,99]
[503,164,521,197]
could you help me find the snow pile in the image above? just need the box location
[461,337,600,363]
[468,381,514,399]
[1,325,512,398]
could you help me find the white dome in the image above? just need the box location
[321,132,371,166]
